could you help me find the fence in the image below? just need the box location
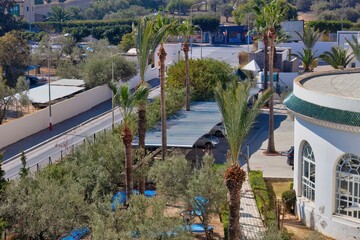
[6,126,112,180]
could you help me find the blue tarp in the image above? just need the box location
[60,227,90,240]
[192,196,208,216]
[111,190,157,211]
[185,223,214,233]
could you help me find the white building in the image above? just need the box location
[284,69,360,240]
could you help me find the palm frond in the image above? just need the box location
[319,46,354,69]
[214,80,271,164]
[345,35,360,62]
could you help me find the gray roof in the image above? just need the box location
[27,84,85,104]
[51,79,85,87]
[132,102,222,148]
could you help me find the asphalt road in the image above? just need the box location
[186,112,287,166]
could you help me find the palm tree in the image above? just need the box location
[252,5,269,90]
[153,16,177,160]
[296,26,322,50]
[47,6,71,22]
[178,20,196,111]
[293,48,318,72]
[319,46,354,69]
[214,79,271,240]
[263,0,286,154]
[345,35,360,62]
[111,83,149,199]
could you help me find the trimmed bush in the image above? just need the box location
[248,170,276,226]
[282,189,296,213]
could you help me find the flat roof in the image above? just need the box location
[132,102,222,148]
[27,84,85,104]
[51,79,85,87]
[302,72,360,99]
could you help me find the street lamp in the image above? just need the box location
[190,1,206,59]
[194,25,203,59]
[47,40,53,131]
[110,52,122,130]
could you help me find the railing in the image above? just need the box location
[6,128,111,180]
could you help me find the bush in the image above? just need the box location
[307,20,353,33]
[167,58,233,101]
[219,204,229,240]
[248,171,276,226]
[282,189,296,213]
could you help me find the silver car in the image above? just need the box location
[194,134,219,149]
[209,122,226,137]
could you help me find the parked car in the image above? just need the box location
[287,146,294,166]
[25,75,39,85]
[209,122,226,137]
[194,134,219,149]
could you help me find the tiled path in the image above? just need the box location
[240,180,266,240]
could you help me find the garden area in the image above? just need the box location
[249,171,333,240]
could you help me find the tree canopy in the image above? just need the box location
[0,31,30,87]
[167,58,233,101]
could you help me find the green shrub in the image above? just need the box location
[289,182,293,190]
[167,59,233,101]
[248,171,276,226]
[307,20,353,33]
[282,189,296,213]
[219,204,229,240]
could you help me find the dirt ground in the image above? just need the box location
[267,179,333,240]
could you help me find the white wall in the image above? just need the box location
[277,42,336,57]
[0,44,181,149]
[279,72,299,90]
[294,116,360,240]
[0,85,111,149]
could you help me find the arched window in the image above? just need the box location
[335,154,360,219]
[302,142,315,201]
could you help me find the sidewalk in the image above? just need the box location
[239,99,294,239]
[240,181,266,239]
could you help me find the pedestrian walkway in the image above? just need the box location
[240,180,266,240]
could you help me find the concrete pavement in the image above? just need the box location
[239,98,294,239]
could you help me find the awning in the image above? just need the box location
[242,60,261,72]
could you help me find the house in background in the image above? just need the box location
[13,0,93,23]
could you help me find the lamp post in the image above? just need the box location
[110,52,122,130]
[190,1,206,58]
[47,41,53,131]
[194,25,203,59]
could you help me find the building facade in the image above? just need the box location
[284,69,360,239]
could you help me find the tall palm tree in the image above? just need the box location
[153,15,177,160]
[111,83,149,199]
[346,35,360,62]
[253,5,269,90]
[319,46,354,69]
[47,6,71,22]
[296,26,322,50]
[178,20,196,111]
[263,0,286,154]
[214,79,271,240]
[135,15,173,190]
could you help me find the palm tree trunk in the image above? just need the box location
[266,37,276,153]
[225,164,246,240]
[122,125,134,199]
[183,42,190,111]
[159,43,167,160]
[138,100,147,194]
[263,37,269,90]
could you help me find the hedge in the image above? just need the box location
[307,20,353,33]
[248,170,276,226]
